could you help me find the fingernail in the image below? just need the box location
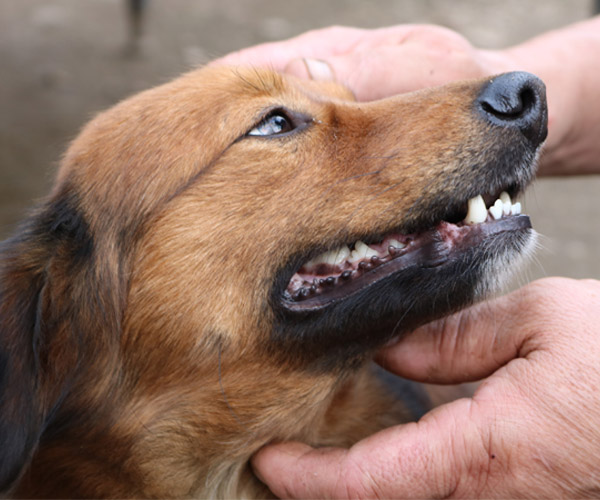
[285,58,334,81]
[304,58,334,81]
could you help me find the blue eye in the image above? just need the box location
[248,113,294,137]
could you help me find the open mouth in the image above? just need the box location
[283,190,530,311]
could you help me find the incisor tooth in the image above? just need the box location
[500,191,511,204]
[511,202,522,215]
[489,199,503,220]
[465,195,487,224]
[500,192,512,215]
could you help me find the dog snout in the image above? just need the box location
[477,71,548,146]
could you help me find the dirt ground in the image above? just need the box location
[1,0,598,283]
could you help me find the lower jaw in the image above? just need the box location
[270,222,534,370]
[281,215,532,313]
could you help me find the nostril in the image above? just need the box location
[480,85,536,120]
[477,71,548,145]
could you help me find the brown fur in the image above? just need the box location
[0,66,540,498]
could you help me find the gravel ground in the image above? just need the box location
[1,0,598,283]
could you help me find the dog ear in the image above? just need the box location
[0,229,52,490]
[0,190,94,492]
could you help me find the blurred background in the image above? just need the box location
[1,0,598,283]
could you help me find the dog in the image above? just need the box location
[0,65,547,498]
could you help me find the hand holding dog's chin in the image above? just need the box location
[251,278,600,499]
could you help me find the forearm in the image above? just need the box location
[484,16,600,176]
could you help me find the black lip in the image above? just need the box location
[269,214,533,370]
[280,215,531,313]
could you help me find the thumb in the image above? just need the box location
[284,58,337,82]
[376,285,542,384]
[283,53,414,101]
[252,399,487,499]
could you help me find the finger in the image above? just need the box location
[212,26,369,70]
[284,58,336,82]
[376,285,546,384]
[251,442,348,499]
[252,399,487,499]
[282,48,442,102]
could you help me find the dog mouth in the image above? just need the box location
[282,190,529,311]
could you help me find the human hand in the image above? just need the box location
[251,278,600,498]
[215,21,600,175]
[216,25,507,102]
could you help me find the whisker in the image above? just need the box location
[388,296,419,339]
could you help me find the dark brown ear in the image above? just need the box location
[0,191,94,492]
[0,243,47,491]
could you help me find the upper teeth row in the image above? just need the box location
[464,191,521,225]
[304,192,521,270]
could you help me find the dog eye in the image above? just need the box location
[248,112,294,137]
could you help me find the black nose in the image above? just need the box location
[477,71,548,145]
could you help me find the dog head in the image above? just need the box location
[0,66,546,496]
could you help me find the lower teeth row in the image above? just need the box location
[288,245,407,300]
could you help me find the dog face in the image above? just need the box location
[0,67,546,497]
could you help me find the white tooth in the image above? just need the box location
[500,192,512,215]
[388,238,406,249]
[511,202,522,215]
[307,245,350,267]
[329,245,351,264]
[465,195,487,224]
[350,240,379,261]
[500,191,511,204]
[489,200,503,220]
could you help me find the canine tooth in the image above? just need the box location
[489,199,503,220]
[511,202,522,215]
[465,195,487,224]
[350,241,379,261]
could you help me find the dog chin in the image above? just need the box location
[474,228,538,299]
[270,218,536,371]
